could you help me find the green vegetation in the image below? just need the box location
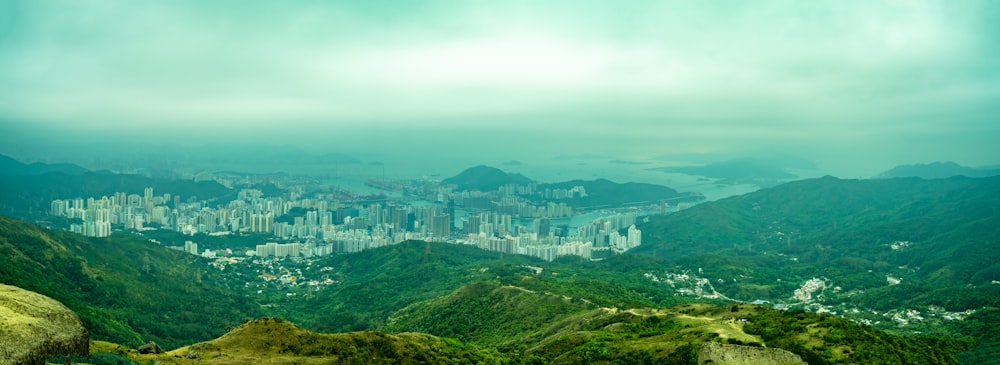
[440,165,704,208]
[0,171,233,219]
[153,318,512,364]
[0,216,259,349]
[536,179,703,208]
[262,241,693,336]
[652,158,798,184]
[635,176,1000,310]
[2,174,996,363]
[874,161,1000,179]
[0,153,89,176]
[742,305,970,364]
[442,165,533,191]
[136,229,269,252]
[385,281,595,345]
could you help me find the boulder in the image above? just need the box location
[138,341,165,354]
[698,341,805,365]
[0,284,89,365]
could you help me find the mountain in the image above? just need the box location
[874,161,1000,179]
[442,165,533,191]
[0,216,259,349]
[635,176,1000,287]
[127,318,507,364]
[260,240,542,334]
[516,302,966,365]
[650,158,799,185]
[0,171,233,219]
[631,175,1000,360]
[0,215,982,364]
[537,179,703,208]
[442,165,704,208]
[91,289,969,365]
[385,281,595,346]
[0,154,89,176]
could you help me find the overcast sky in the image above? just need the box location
[1,0,998,175]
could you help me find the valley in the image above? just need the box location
[4,2,1000,363]
[1,161,998,364]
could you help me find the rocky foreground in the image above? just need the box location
[0,284,88,365]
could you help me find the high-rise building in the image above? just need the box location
[627,225,642,249]
[432,214,451,237]
[463,215,482,235]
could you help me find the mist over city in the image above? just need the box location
[1,1,999,364]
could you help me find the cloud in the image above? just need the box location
[1,0,998,172]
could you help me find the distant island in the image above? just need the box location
[873,161,1000,179]
[442,165,704,209]
[648,158,798,185]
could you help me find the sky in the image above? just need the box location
[1,0,999,176]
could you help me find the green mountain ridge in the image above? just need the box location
[442,165,704,208]
[68,284,972,365]
[635,175,1000,288]
[649,158,799,185]
[2,174,998,363]
[0,216,259,349]
[0,154,90,176]
[0,172,233,220]
[536,178,703,208]
[442,165,534,191]
[385,281,596,346]
[874,161,1000,179]
[630,175,1000,362]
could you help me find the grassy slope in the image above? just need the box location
[0,216,259,349]
[634,176,1000,304]
[385,281,596,346]
[86,299,969,365]
[125,318,509,365]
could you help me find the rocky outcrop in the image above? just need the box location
[0,284,89,365]
[698,341,805,365]
[138,341,164,354]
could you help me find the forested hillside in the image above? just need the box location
[0,171,233,219]
[0,216,258,349]
[632,175,1000,361]
[2,176,997,363]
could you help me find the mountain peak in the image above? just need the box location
[874,161,1000,179]
[0,154,89,176]
[442,165,534,191]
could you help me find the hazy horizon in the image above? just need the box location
[2,1,999,178]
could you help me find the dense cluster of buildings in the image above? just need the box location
[49,181,644,262]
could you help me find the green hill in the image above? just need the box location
[131,317,509,365]
[537,178,703,208]
[514,302,967,365]
[101,297,969,365]
[631,176,1000,361]
[262,241,542,333]
[442,165,533,191]
[441,165,704,208]
[874,161,1000,179]
[263,241,689,336]
[385,281,595,346]
[0,171,233,219]
[2,171,995,365]
[635,176,1000,290]
[0,154,89,176]
[0,216,259,349]
[652,158,798,185]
